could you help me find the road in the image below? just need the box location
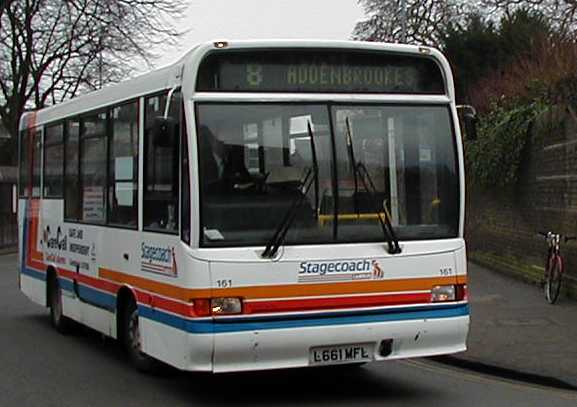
[1,253,575,406]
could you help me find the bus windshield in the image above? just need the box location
[197,104,459,247]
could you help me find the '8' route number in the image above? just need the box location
[246,64,263,87]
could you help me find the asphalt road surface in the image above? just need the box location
[1,253,575,406]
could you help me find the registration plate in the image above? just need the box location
[310,343,374,366]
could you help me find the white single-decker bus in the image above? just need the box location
[18,40,469,373]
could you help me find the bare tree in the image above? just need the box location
[352,0,475,45]
[480,0,577,35]
[0,0,188,145]
[352,0,577,47]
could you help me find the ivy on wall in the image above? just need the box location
[466,102,546,187]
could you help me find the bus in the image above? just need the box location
[18,40,469,373]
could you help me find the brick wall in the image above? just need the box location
[466,106,577,292]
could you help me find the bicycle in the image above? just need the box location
[538,231,576,304]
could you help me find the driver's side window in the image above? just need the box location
[143,90,181,233]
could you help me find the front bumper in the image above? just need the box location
[211,308,469,372]
[140,302,469,372]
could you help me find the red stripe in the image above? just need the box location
[243,292,431,314]
[39,263,434,317]
[26,199,45,270]
[142,263,173,271]
[58,267,121,294]
[136,291,195,317]
[57,268,197,316]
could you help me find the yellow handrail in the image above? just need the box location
[318,212,387,227]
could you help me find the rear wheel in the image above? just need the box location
[123,300,159,373]
[545,255,563,304]
[48,274,72,334]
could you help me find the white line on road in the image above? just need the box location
[402,359,577,401]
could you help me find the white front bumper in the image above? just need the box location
[210,314,469,373]
[141,304,469,373]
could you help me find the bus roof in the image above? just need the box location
[20,40,452,131]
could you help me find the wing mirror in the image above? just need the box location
[457,105,478,141]
[152,86,181,147]
[152,116,177,148]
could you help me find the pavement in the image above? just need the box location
[0,246,17,256]
[449,261,577,389]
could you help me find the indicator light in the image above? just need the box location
[211,297,242,315]
[431,285,456,302]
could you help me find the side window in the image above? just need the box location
[19,130,29,198]
[44,123,64,198]
[108,102,138,227]
[181,107,190,244]
[143,91,180,233]
[31,129,42,198]
[65,119,81,220]
[80,112,107,223]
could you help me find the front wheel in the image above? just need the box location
[48,274,73,334]
[545,255,563,304]
[123,300,160,373]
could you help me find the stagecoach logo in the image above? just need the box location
[140,243,177,277]
[372,260,384,279]
[298,259,384,283]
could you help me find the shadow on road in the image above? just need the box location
[21,311,439,405]
[158,364,440,405]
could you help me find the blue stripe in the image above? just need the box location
[58,277,116,311]
[139,305,213,333]
[24,266,116,311]
[59,277,75,293]
[140,304,470,334]
[76,283,116,310]
[21,266,47,281]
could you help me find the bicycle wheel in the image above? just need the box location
[545,255,563,304]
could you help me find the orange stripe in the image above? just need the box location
[100,268,467,302]
[26,199,44,270]
[29,200,43,262]
[99,268,196,301]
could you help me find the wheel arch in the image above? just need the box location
[116,285,138,341]
[45,265,58,308]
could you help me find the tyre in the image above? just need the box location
[123,300,160,373]
[48,274,73,334]
[545,255,563,304]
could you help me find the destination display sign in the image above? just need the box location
[196,50,445,94]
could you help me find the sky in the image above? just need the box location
[153,0,365,68]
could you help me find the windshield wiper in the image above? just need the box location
[308,121,319,215]
[262,122,320,259]
[345,118,360,217]
[262,168,315,258]
[344,117,401,255]
[357,162,402,254]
